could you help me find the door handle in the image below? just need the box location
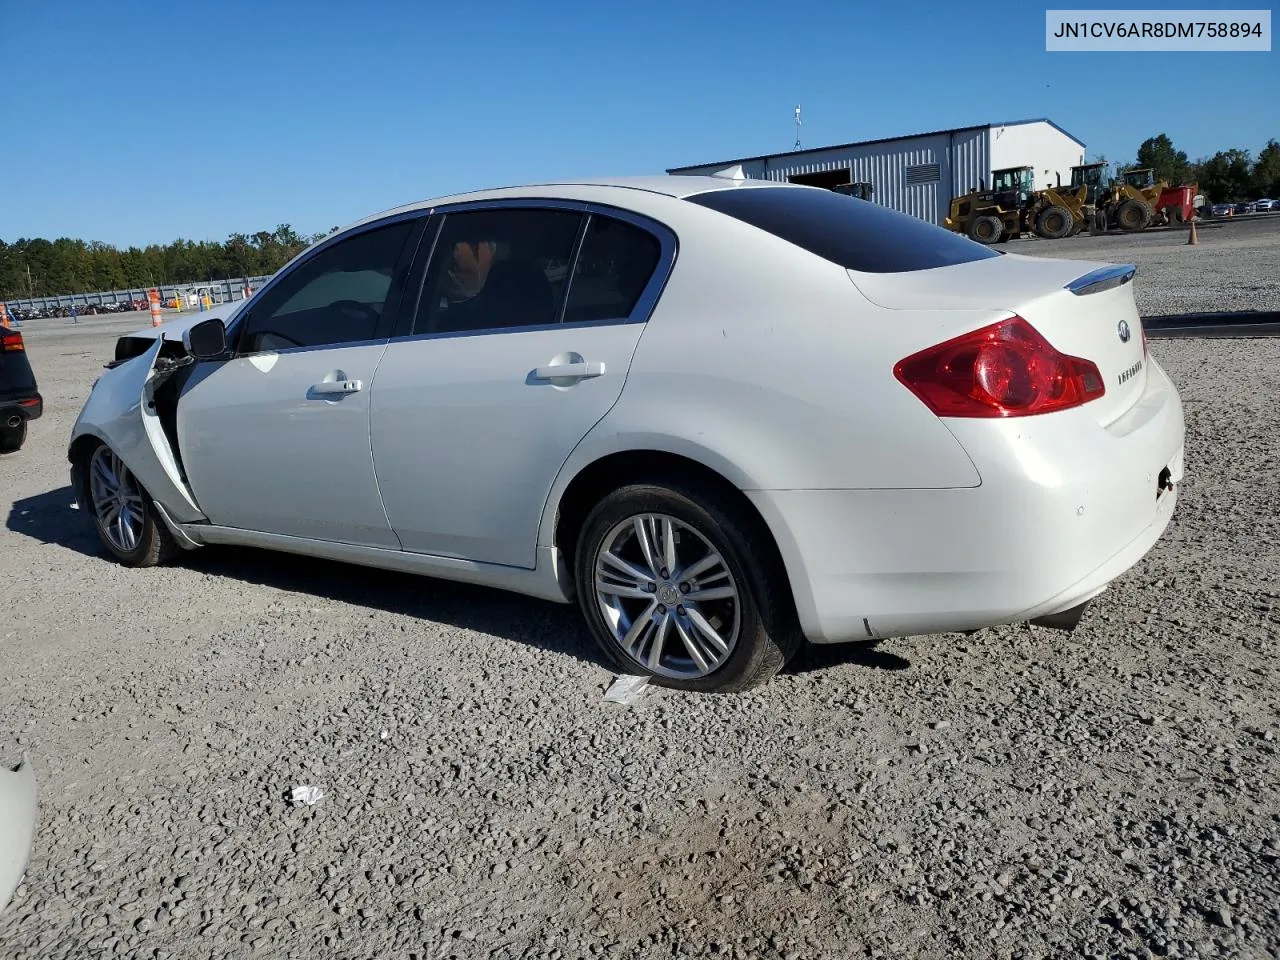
[309,379,363,396]
[532,361,605,381]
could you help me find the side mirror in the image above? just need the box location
[183,317,229,360]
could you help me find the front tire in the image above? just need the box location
[1035,205,1074,239]
[1116,199,1153,231]
[968,215,1003,245]
[84,442,178,567]
[574,479,801,693]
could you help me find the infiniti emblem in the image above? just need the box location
[1117,319,1132,343]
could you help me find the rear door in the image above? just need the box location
[370,202,673,568]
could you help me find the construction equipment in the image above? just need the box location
[830,181,874,201]
[1034,179,1091,239]
[944,166,1090,244]
[1066,163,1113,232]
[1109,167,1161,231]
[1073,164,1201,232]
[944,166,1036,244]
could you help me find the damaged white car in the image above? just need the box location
[68,177,1184,692]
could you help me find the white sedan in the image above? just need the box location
[68,176,1185,692]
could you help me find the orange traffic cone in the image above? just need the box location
[1187,219,1199,245]
[0,303,10,329]
[148,289,163,327]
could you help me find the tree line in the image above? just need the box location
[0,224,338,301]
[4,133,1278,300]
[1098,135,1279,204]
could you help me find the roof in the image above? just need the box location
[666,118,1088,173]
[336,175,785,234]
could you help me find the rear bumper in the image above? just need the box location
[749,358,1185,643]
[0,394,42,422]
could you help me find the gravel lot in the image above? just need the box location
[2,279,1279,958]
[1013,212,1280,317]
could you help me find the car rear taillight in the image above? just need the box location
[894,315,1105,418]
[1,333,23,352]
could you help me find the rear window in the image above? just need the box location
[685,186,1000,273]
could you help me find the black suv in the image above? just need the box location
[1,327,42,453]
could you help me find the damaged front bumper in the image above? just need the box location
[0,757,37,915]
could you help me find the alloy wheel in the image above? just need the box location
[89,446,147,554]
[593,513,741,679]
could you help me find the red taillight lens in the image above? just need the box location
[894,315,1105,418]
[1,333,23,352]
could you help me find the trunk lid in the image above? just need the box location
[850,253,1148,426]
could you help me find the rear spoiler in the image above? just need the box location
[1065,264,1137,296]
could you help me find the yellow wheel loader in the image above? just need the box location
[1069,164,1181,233]
[1029,183,1090,239]
[944,166,1037,244]
[946,167,1090,243]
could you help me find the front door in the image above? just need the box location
[371,205,670,568]
[177,216,424,548]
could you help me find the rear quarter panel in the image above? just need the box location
[581,211,990,493]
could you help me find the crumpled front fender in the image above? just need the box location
[0,757,37,915]
[68,338,207,524]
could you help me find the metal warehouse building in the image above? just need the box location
[667,118,1087,226]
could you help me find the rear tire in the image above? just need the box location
[574,478,802,693]
[968,215,1003,245]
[0,420,26,454]
[83,441,179,567]
[1035,205,1074,240]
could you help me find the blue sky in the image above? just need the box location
[1,0,1274,247]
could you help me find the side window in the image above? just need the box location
[237,219,417,353]
[562,215,662,325]
[414,208,583,335]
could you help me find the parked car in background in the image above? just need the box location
[68,176,1185,692]
[1233,202,1256,215]
[0,328,43,453]
[1254,198,1275,212]
[1210,203,1235,217]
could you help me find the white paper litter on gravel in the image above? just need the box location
[603,675,650,705]
[290,784,324,806]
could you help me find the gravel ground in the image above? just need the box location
[2,309,1279,960]
[1012,212,1280,317]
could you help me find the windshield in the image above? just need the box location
[1071,165,1108,188]
[992,168,1033,192]
[1124,169,1156,188]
